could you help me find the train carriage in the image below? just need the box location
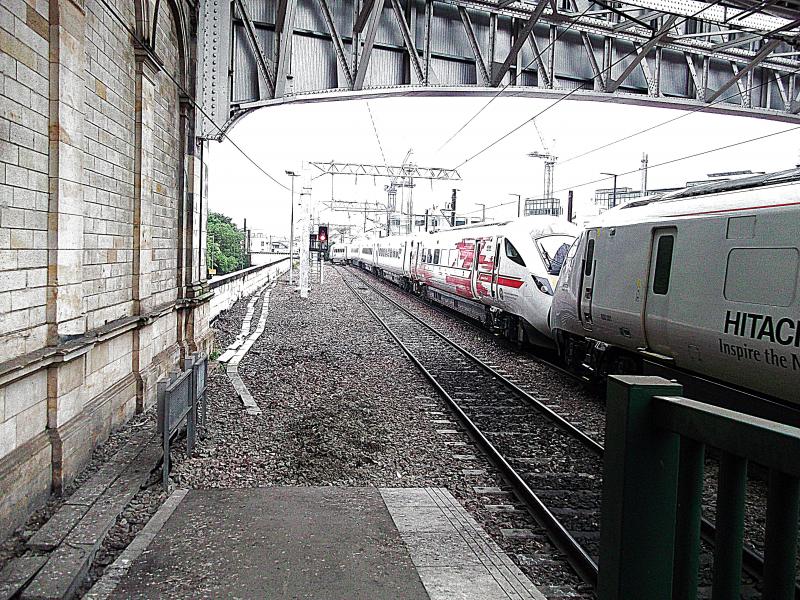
[411,217,578,346]
[551,169,800,407]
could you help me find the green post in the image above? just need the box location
[762,470,800,600]
[598,375,683,600]
[711,452,747,600]
[672,439,705,600]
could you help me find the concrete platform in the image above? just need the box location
[90,487,544,600]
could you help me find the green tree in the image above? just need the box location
[207,212,245,275]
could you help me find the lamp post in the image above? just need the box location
[509,193,522,217]
[601,172,619,208]
[285,170,300,284]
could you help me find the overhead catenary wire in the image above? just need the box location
[366,101,389,166]
[437,2,595,152]
[559,67,800,166]
[460,120,800,216]
[550,124,800,196]
[448,0,740,170]
[95,0,291,192]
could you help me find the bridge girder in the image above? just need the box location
[198,0,800,139]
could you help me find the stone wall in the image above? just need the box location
[209,258,291,322]
[0,0,210,541]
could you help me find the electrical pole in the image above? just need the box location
[601,172,619,208]
[567,191,574,222]
[450,189,458,227]
[477,203,486,222]
[285,170,300,284]
[640,153,649,196]
[510,193,521,217]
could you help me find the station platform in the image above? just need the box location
[87,487,544,600]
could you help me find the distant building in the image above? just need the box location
[591,171,764,212]
[593,187,644,211]
[524,197,562,217]
[249,230,288,253]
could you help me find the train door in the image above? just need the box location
[472,237,495,300]
[643,227,676,356]
[578,230,598,331]
[491,237,502,300]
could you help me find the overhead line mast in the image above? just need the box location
[310,161,462,235]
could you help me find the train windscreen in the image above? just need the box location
[534,235,575,275]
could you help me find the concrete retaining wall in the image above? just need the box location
[209,257,290,322]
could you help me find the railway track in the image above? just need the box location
[341,267,603,586]
[340,265,799,598]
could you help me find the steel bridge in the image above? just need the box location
[197,0,800,138]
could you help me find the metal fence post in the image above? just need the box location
[185,355,196,456]
[157,377,171,491]
[598,375,683,600]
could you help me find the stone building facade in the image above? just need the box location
[0,0,210,539]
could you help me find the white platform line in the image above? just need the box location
[225,284,274,415]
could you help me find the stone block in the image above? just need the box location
[14,400,46,447]
[9,123,34,150]
[0,418,15,459]
[0,292,10,314]
[0,29,36,69]
[25,268,46,287]
[4,370,46,418]
[16,249,46,268]
[1,206,25,228]
[0,270,25,291]
[10,286,45,311]
[56,357,84,397]
[27,504,89,551]
[0,553,48,600]
[25,4,47,42]
[21,542,95,600]
[55,387,83,428]
[0,432,51,541]
[0,308,28,335]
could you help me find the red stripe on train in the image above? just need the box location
[497,276,524,288]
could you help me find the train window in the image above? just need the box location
[504,239,526,267]
[724,248,798,307]
[535,234,575,275]
[434,249,440,264]
[584,239,595,277]
[653,235,674,295]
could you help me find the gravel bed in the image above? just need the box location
[351,267,607,445]
[167,267,594,598]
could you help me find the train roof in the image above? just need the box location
[624,168,800,208]
[588,168,800,227]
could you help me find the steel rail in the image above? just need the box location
[340,268,600,587]
[341,265,798,596]
[347,269,603,455]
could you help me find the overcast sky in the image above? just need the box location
[206,95,800,238]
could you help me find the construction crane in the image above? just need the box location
[528,150,558,200]
[385,149,415,234]
[528,123,558,208]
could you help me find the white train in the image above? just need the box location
[329,243,347,264]
[551,169,800,407]
[346,217,578,346]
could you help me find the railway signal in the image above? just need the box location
[318,226,328,243]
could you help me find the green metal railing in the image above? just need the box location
[598,375,800,600]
